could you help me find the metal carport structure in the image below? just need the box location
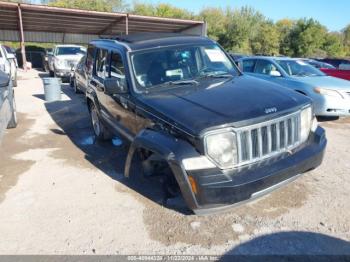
[0,1,206,68]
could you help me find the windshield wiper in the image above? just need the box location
[202,73,234,79]
[164,79,199,85]
[144,79,199,92]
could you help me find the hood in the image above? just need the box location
[55,54,84,61]
[138,75,310,136]
[293,75,350,91]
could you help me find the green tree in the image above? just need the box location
[132,2,194,19]
[323,32,345,57]
[343,25,350,56]
[276,19,295,56]
[199,8,226,41]
[48,0,127,12]
[251,21,280,55]
[220,6,266,53]
[289,18,327,57]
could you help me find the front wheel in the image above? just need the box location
[89,103,112,140]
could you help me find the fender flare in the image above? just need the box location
[86,89,101,113]
[124,129,200,210]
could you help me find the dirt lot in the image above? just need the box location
[0,69,350,255]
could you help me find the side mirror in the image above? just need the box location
[104,78,127,95]
[270,70,281,77]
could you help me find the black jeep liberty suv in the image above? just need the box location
[85,33,326,214]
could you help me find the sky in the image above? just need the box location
[131,0,350,32]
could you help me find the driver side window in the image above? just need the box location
[110,52,125,79]
[254,60,280,75]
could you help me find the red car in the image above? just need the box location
[303,59,350,81]
[319,68,350,81]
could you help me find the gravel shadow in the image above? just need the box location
[221,231,350,260]
[42,82,190,214]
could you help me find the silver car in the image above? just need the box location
[0,45,18,87]
[238,56,350,117]
[48,45,86,80]
[0,70,17,141]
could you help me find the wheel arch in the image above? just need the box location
[124,129,200,211]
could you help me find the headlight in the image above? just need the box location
[314,88,343,98]
[300,106,313,142]
[205,131,237,169]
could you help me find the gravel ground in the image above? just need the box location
[0,69,350,255]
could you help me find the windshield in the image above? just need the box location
[131,44,238,91]
[276,60,325,77]
[56,47,86,56]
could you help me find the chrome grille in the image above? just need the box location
[65,60,77,68]
[236,111,301,166]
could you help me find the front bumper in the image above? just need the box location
[186,127,327,215]
[313,94,350,116]
[54,68,72,78]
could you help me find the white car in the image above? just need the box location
[48,45,86,80]
[0,45,18,87]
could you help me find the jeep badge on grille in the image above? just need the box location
[265,107,277,114]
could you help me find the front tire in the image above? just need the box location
[89,103,112,140]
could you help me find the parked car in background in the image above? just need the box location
[16,45,48,70]
[0,69,17,142]
[300,59,335,69]
[315,58,350,69]
[0,44,18,87]
[48,45,86,80]
[43,48,53,72]
[238,56,350,117]
[301,58,350,81]
[84,34,326,214]
[229,53,248,65]
[70,55,87,94]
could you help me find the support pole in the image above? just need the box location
[125,14,129,35]
[17,4,27,71]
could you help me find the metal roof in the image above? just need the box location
[0,1,206,44]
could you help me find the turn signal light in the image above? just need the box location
[188,176,198,194]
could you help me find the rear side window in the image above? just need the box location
[242,59,256,72]
[86,45,95,74]
[94,48,109,79]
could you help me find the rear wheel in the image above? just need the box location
[74,79,81,94]
[89,103,111,140]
